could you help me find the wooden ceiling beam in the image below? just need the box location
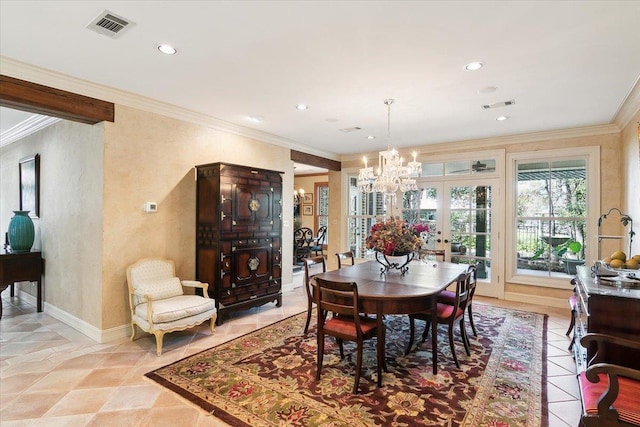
[291,149,341,171]
[0,75,114,124]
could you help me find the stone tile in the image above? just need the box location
[86,409,148,427]
[43,388,115,417]
[100,384,161,411]
[0,391,66,420]
[76,367,130,389]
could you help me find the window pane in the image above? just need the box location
[422,163,443,177]
[471,159,496,174]
[445,160,470,175]
[515,158,588,278]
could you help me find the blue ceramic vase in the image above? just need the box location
[8,210,35,253]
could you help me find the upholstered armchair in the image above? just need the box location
[126,258,217,356]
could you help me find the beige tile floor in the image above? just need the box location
[1,273,582,426]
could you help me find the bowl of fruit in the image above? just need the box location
[603,251,640,270]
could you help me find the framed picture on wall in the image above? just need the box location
[19,154,40,217]
[303,193,313,204]
[303,205,313,216]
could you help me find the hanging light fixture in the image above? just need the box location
[357,99,421,199]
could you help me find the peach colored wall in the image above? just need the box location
[0,120,105,326]
[101,105,294,330]
[622,112,640,257]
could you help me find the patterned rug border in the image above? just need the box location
[144,309,308,425]
[145,303,549,427]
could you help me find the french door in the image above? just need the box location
[405,179,503,298]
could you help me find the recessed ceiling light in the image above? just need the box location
[496,115,509,121]
[464,61,483,71]
[296,104,309,111]
[248,115,264,123]
[157,44,177,55]
[367,135,376,140]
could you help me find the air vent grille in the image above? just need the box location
[87,10,135,39]
[481,100,516,109]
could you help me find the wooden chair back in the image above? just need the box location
[336,251,355,269]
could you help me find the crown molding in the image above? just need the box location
[0,56,338,161]
[0,114,61,147]
[339,123,621,162]
[613,73,640,129]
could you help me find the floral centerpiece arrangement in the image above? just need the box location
[365,217,428,256]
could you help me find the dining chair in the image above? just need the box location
[303,256,326,334]
[437,264,479,338]
[335,251,355,269]
[294,227,314,262]
[424,249,446,262]
[310,226,327,256]
[406,271,471,368]
[577,333,640,427]
[315,277,384,394]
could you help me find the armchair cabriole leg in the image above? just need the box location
[155,331,165,356]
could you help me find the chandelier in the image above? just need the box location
[357,99,421,198]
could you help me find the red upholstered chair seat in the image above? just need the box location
[579,371,640,425]
[435,302,463,319]
[437,290,456,304]
[324,316,377,336]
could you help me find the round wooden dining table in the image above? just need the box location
[312,259,468,383]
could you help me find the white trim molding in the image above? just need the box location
[0,114,61,147]
[0,56,338,161]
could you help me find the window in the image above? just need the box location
[316,182,329,244]
[508,147,599,286]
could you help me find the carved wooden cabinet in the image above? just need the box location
[572,266,640,372]
[196,163,283,324]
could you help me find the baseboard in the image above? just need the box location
[282,281,295,293]
[504,291,567,309]
[15,288,129,343]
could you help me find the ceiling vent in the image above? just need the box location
[481,100,516,110]
[86,10,135,39]
[339,127,362,133]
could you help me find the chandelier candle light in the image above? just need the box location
[357,99,422,202]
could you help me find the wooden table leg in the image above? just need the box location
[431,307,438,375]
[37,279,42,312]
[376,301,384,387]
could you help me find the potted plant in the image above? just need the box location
[557,239,584,275]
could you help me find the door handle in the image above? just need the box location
[444,239,450,244]
[437,239,442,243]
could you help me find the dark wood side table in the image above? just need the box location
[0,250,44,318]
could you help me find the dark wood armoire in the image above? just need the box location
[195,162,283,325]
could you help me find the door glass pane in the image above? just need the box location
[348,176,387,258]
[318,185,329,244]
[402,186,438,249]
[450,185,492,281]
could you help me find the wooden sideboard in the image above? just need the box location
[0,250,44,317]
[572,265,640,372]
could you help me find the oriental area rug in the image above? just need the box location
[146,304,548,427]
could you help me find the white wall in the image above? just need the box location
[0,120,104,327]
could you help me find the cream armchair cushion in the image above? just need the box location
[126,258,217,355]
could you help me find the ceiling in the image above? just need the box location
[1,1,639,159]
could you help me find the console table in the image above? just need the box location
[0,250,44,317]
[572,265,640,372]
